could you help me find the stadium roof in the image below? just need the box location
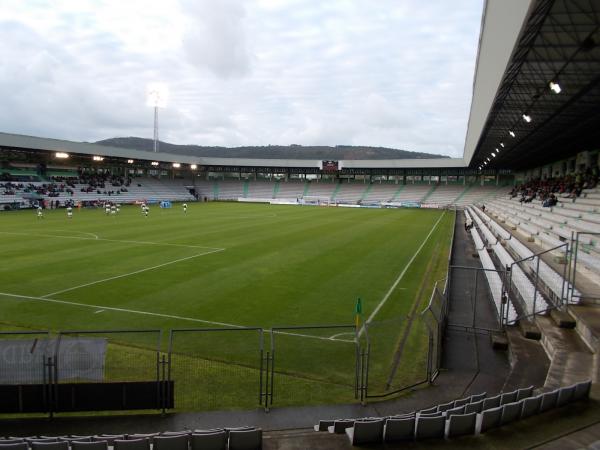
[465,0,600,171]
[0,131,462,170]
[2,0,597,173]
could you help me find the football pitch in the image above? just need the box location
[0,202,454,410]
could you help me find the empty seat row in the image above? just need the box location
[468,226,517,322]
[340,381,590,445]
[474,204,581,304]
[0,428,262,450]
[469,207,548,317]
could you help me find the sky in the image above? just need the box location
[0,0,484,157]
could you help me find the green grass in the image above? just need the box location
[0,202,454,411]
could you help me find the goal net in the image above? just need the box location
[301,195,332,206]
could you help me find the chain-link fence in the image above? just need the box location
[447,267,506,330]
[267,326,359,409]
[53,330,163,413]
[168,328,264,411]
[422,280,448,381]
[0,331,52,413]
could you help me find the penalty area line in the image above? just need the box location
[359,211,446,337]
[0,292,355,343]
[0,231,220,250]
[41,248,225,298]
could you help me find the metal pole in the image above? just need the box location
[533,256,541,316]
[561,242,568,308]
[153,106,159,153]
[473,270,479,329]
[161,355,166,415]
[571,232,580,304]
[258,329,264,406]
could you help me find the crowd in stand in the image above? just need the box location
[1,173,133,197]
[509,168,599,206]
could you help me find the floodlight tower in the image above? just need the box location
[146,83,169,153]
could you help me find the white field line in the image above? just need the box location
[0,291,354,343]
[359,211,446,336]
[41,249,224,298]
[329,331,356,340]
[54,229,100,240]
[0,231,219,250]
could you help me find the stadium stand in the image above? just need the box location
[313,381,591,445]
[0,428,263,450]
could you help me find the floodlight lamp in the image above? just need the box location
[549,81,561,94]
[93,155,104,161]
[486,157,490,162]
[509,130,516,138]
[127,159,134,164]
[190,164,197,170]
[522,114,532,123]
[500,142,505,148]
[495,148,500,153]
[55,152,69,159]
[146,82,169,107]
[491,152,496,157]
[172,163,181,168]
[151,161,159,166]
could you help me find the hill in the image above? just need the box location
[95,137,449,160]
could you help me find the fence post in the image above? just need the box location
[472,270,479,328]
[427,331,434,383]
[160,354,167,415]
[533,256,541,316]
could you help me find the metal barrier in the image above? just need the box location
[506,243,570,323]
[446,266,507,331]
[167,327,264,411]
[0,331,52,414]
[53,330,165,414]
[570,231,600,303]
[267,325,360,410]
[422,279,448,381]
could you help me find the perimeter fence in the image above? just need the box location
[0,308,454,416]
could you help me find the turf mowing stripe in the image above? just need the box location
[0,231,221,250]
[0,292,355,343]
[360,211,447,335]
[41,248,225,298]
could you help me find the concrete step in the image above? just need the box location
[550,309,576,328]
[536,316,595,390]
[491,331,508,350]
[503,327,550,392]
[568,304,600,354]
[519,319,542,340]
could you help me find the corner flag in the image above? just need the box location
[355,298,362,328]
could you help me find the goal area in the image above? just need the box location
[301,195,332,206]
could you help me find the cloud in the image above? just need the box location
[180,0,252,78]
[0,0,484,157]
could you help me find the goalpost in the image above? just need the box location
[300,195,333,206]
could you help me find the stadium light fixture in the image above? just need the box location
[486,157,490,162]
[495,147,500,153]
[93,156,104,161]
[127,159,134,164]
[172,162,181,168]
[55,152,69,159]
[151,161,159,166]
[522,114,532,123]
[509,130,516,138]
[491,152,496,157]
[549,81,561,94]
[500,142,505,148]
[190,164,197,170]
